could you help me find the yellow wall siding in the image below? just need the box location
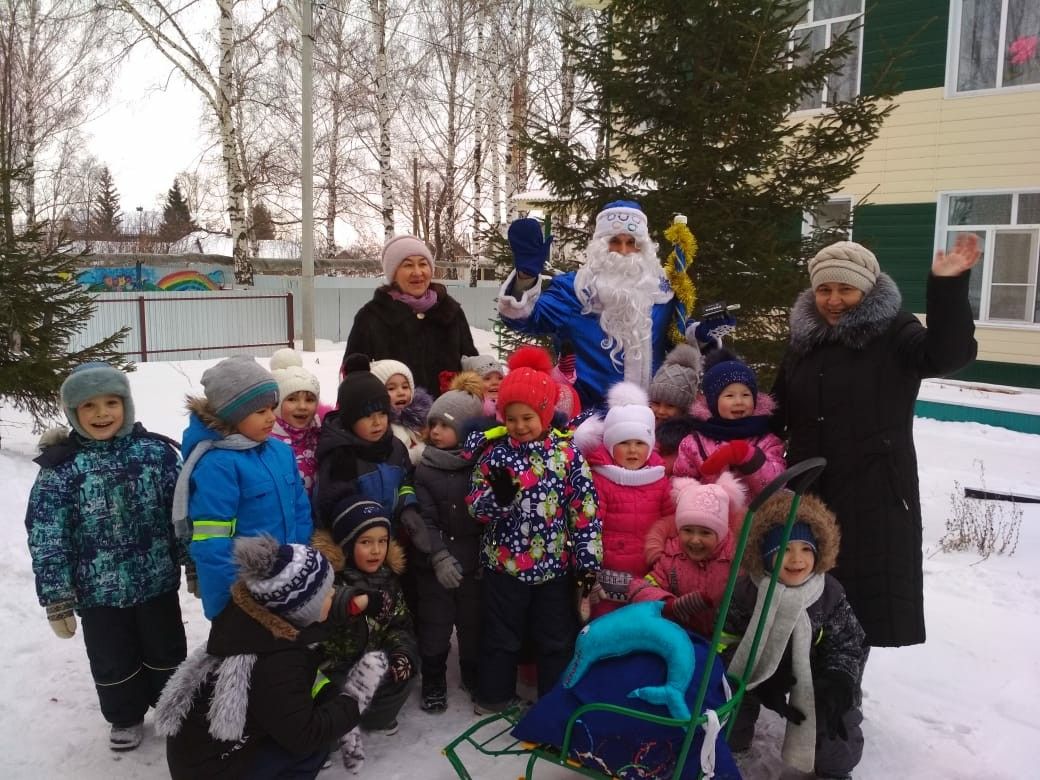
[916,314,1040,365]
[838,87,1040,204]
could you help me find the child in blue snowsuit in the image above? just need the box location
[25,363,187,751]
[174,356,313,620]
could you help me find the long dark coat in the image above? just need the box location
[771,272,977,647]
[344,283,478,396]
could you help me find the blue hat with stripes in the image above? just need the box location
[235,535,334,628]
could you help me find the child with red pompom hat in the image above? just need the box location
[464,345,603,715]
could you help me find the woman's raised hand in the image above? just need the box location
[932,232,981,277]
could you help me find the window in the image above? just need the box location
[939,191,1040,325]
[951,0,1040,93]
[791,0,864,111]
[803,198,853,239]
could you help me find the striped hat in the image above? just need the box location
[201,356,280,425]
[234,535,334,627]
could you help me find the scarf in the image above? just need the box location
[592,462,666,486]
[728,573,826,773]
[695,413,772,442]
[419,444,470,471]
[172,430,261,541]
[388,287,438,313]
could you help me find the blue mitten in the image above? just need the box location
[508,218,553,277]
[690,311,737,350]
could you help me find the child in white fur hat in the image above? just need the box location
[269,349,328,497]
[370,358,433,466]
[573,381,674,618]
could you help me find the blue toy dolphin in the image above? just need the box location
[562,600,696,720]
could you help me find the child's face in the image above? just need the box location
[384,374,413,410]
[280,391,318,429]
[612,439,650,470]
[504,402,543,443]
[650,400,682,424]
[353,527,389,574]
[716,383,754,420]
[772,541,816,587]
[75,394,125,441]
[352,411,388,442]
[482,372,503,399]
[237,405,277,442]
[679,525,720,562]
[428,420,459,449]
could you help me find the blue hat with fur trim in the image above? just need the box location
[60,362,136,439]
[761,522,818,570]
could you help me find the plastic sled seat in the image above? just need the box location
[443,458,828,780]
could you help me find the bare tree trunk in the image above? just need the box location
[325,92,340,258]
[489,80,503,227]
[371,0,394,239]
[558,4,577,145]
[218,0,250,282]
[471,0,489,241]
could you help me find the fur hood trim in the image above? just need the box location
[788,272,902,356]
[743,492,840,578]
[691,392,776,422]
[311,528,406,575]
[573,414,606,455]
[186,395,238,437]
[391,386,433,431]
[230,581,299,641]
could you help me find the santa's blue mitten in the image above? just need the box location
[508,218,553,278]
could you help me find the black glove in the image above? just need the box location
[815,671,855,740]
[753,672,805,724]
[486,466,518,506]
[575,569,598,598]
[361,589,387,619]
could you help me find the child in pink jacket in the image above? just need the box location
[629,475,745,638]
[673,349,785,500]
[269,350,329,497]
[573,382,673,618]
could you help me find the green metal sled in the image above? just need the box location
[442,457,828,780]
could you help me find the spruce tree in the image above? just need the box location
[250,203,276,241]
[0,164,130,427]
[524,0,899,376]
[158,178,195,243]
[91,166,122,240]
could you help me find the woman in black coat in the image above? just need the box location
[772,234,980,648]
[344,235,477,396]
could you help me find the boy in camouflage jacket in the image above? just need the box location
[25,363,187,751]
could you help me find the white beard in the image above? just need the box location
[574,237,672,388]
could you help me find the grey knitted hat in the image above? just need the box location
[201,356,280,425]
[648,343,702,409]
[808,241,880,293]
[461,354,503,378]
[428,388,484,440]
[235,535,334,628]
[60,362,136,439]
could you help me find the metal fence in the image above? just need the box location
[70,291,294,362]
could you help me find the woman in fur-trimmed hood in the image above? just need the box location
[771,237,980,648]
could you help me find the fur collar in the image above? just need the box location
[230,582,300,641]
[186,395,238,437]
[391,386,433,431]
[787,273,902,356]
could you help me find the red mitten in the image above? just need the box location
[439,370,457,394]
[727,439,752,464]
[699,440,751,477]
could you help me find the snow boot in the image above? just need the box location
[109,722,144,751]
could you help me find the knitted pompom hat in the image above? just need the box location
[337,353,391,428]
[369,359,414,389]
[701,348,758,417]
[381,235,434,284]
[602,381,655,451]
[461,354,503,378]
[808,241,880,294]
[60,362,136,439]
[269,348,304,372]
[592,200,650,242]
[201,356,280,425]
[234,534,334,628]
[497,345,557,429]
[428,373,485,440]
[649,343,703,409]
[272,365,321,403]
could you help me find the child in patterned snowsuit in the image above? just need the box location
[25,363,187,751]
[465,346,603,714]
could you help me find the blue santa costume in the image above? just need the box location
[497,201,678,408]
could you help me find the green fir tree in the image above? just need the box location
[91,166,122,240]
[158,178,195,243]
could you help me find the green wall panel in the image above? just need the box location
[863,0,950,94]
[949,360,1040,390]
[850,202,936,311]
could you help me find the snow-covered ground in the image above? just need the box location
[1,335,1039,779]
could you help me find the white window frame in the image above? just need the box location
[790,0,865,114]
[946,0,1040,98]
[935,188,1040,329]
[802,197,854,238]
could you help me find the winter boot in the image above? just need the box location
[421,674,448,713]
[109,721,144,751]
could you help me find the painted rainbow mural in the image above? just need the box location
[156,270,222,291]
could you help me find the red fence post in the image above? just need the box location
[285,293,295,348]
[137,296,148,362]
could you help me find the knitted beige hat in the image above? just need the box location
[382,235,434,284]
[808,241,880,294]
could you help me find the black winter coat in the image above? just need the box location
[164,588,361,779]
[344,283,478,396]
[413,446,482,573]
[772,272,977,647]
